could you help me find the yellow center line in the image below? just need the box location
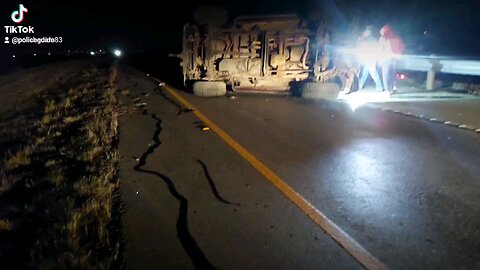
[162,84,387,270]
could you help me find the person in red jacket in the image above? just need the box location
[379,25,405,94]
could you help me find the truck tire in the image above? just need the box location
[301,82,340,100]
[193,81,227,97]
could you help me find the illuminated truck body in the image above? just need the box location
[175,13,356,98]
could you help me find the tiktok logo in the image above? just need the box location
[11,4,28,23]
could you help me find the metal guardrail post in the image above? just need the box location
[426,59,441,91]
[426,69,436,90]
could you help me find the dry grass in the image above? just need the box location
[0,176,13,193]
[54,66,120,269]
[0,219,13,232]
[4,146,33,170]
[47,166,65,187]
[63,96,73,109]
[44,159,56,167]
[0,65,121,269]
[44,100,56,114]
[63,115,83,124]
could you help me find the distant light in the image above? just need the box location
[48,52,51,56]
[396,73,406,80]
[33,53,36,56]
[12,55,16,58]
[113,49,122,57]
[90,51,95,56]
[424,30,427,35]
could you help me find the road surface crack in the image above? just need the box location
[155,87,194,116]
[197,159,241,206]
[129,93,215,269]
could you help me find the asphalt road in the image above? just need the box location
[339,89,480,130]
[118,67,480,269]
[374,99,480,129]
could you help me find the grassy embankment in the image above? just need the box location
[0,64,121,269]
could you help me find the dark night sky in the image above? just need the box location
[1,0,480,57]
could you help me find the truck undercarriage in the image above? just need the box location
[174,14,357,99]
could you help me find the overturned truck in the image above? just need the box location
[173,13,356,99]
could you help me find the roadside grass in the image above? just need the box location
[0,64,121,269]
[3,146,33,171]
[0,219,13,232]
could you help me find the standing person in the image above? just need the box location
[357,26,383,91]
[379,25,405,94]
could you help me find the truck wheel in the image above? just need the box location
[301,82,340,100]
[193,81,227,97]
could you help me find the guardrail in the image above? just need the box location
[397,55,480,90]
